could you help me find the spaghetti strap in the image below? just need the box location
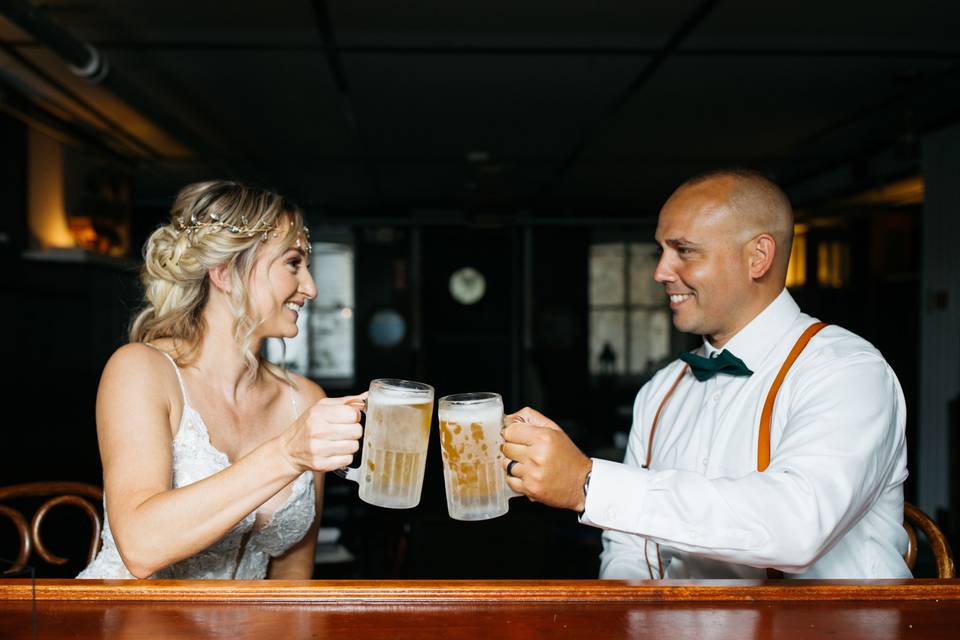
[289,383,299,418]
[144,343,190,406]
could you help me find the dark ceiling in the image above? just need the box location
[2,0,959,217]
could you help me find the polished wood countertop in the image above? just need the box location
[2,579,959,639]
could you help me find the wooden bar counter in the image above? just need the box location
[2,579,959,639]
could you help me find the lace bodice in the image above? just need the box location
[78,352,315,580]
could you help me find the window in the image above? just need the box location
[589,242,670,376]
[266,233,355,382]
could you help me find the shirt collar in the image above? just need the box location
[701,288,801,370]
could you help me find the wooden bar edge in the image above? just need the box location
[2,579,959,603]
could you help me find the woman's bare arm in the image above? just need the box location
[268,377,328,579]
[98,345,359,578]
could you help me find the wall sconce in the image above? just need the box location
[26,127,131,260]
[817,241,850,289]
[27,128,74,250]
[786,223,807,289]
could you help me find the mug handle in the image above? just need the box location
[333,397,368,483]
[502,414,524,499]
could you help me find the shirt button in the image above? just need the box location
[712,393,721,402]
[606,507,617,521]
[702,458,708,468]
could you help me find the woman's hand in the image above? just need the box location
[281,394,366,473]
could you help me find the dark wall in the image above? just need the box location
[3,259,140,488]
[336,224,601,579]
[527,227,591,432]
[791,208,921,502]
[420,225,518,403]
[351,223,592,421]
[0,112,143,489]
[0,114,26,263]
[0,115,26,383]
[354,226,419,386]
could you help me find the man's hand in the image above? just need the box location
[501,407,593,512]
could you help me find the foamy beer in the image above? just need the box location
[336,379,434,508]
[438,392,519,521]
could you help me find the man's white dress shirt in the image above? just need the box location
[582,289,910,578]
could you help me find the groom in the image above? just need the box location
[501,169,909,579]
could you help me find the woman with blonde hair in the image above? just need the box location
[78,180,363,579]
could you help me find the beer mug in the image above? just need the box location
[336,379,434,509]
[438,392,521,521]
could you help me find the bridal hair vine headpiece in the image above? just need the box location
[174,213,311,253]
[175,212,278,241]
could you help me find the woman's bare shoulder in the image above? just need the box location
[285,371,327,405]
[100,342,178,398]
[106,342,164,369]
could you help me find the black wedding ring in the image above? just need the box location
[506,460,519,478]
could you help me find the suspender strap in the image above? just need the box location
[642,364,689,578]
[761,321,828,579]
[646,322,829,473]
[644,321,829,580]
[756,322,829,472]
[643,365,690,469]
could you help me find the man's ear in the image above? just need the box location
[748,233,776,280]
[208,263,232,293]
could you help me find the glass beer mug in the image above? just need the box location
[336,379,434,509]
[437,392,521,521]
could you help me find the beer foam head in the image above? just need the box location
[370,381,433,406]
[439,403,503,427]
[370,385,432,405]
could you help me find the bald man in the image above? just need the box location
[502,169,910,579]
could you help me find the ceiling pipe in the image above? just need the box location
[0,39,160,158]
[0,0,108,81]
[0,0,216,163]
[0,74,140,162]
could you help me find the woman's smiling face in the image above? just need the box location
[249,224,316,340]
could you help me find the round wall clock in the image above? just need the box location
[449,267,486,305]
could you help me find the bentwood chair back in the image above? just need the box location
[903,501,955,578]
[0,482,103,576]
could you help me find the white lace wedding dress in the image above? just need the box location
[78,351,315,579]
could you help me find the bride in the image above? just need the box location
[78,181,363,579]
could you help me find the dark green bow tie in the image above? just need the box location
[679,349,754,382]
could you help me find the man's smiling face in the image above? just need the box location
[653,178,757,346]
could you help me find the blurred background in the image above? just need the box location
[1,0,958,579]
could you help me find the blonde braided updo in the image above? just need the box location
[130,180,308,382]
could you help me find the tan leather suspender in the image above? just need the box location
[642,321,829,577]
[642,365,689,469]
[756,322,828,470]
